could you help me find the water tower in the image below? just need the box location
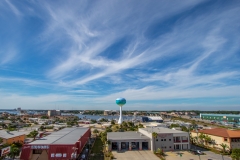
[116,98,126,124]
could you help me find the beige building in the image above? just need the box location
[47,110,61,117]
[191,128,240,150]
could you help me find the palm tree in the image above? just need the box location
[157,148,163,155]
[93,129,99,136]
[193,136,198,144]
[204,135,211,146]
[9,146,20,159]
[198,133,205,145]
[210,139,216,148]
[220,143,229,154]
[29,130,38,140]
[152,132,158,152]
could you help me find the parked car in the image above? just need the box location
[196,150,204,155]
[189,149,197,155]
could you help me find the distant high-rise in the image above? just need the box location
[48,110,61,117]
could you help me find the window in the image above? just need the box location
[224,138,228,142]
[33,150,42,154]
[169,139,171,141]
[156,139,158,141]
[164,139,166,141]
[169,146,172,148]
[161,139,163,141]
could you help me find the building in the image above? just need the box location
[107,127,190,152]
[200,113,240,123]
[107,131,151,151]
[139,127,190,151]
[103,110,118,115]
[142,116,163,123]
[191,128,240,150]
[142,122,168,128]
[20,127,91,160]
[47,110,61,117]
[0,130,29,144]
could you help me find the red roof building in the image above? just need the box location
[20,127,91,160]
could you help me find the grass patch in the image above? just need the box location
[89,138,104,160]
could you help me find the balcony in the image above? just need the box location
[182,140,188,142]
[174,140,181,143]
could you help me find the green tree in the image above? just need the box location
[138,123,144,128]
[204,135,211,146]
[231,148,240,160]
[93,129,99,135]
[220,143,229,154]
[152,132,158,152]
[198,133,206,145]
[28,130,39,140]
[210,139,216,148]
[111,120,115,125]
[157,148,163,155]
[9,146,20,159]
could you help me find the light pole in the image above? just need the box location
[188,125,191,149]
[198,154,201,160]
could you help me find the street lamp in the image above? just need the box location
[198,154,201,160]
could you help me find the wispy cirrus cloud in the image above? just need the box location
[0,0,240,110]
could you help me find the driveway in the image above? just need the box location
[164,151,231,160]
[112,150,159,160]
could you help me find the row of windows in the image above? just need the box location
[158,146,172,149]
[231,138,240,142]
[202,116,240,120]
[156,139,172,141]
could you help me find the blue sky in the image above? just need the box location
[0,0,240,110]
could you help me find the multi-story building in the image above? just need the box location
[107,127,190,151]
[200,113,240,123]
[139,127,190,151]
[191,128,240,150]
[47,110,61,117]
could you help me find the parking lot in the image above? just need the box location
[112,150,159,160]
[164,151,231,160]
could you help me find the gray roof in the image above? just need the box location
[140,127,187,134]
[107,131,150,140]
[0,130,30,139]
[29,127,89,145]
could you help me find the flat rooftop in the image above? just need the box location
[143,116,163,120]
[29,127,89,145]
[0,130,30,139]
[140,127,187,134]
[200,114,240,117]
[107,131,150,140]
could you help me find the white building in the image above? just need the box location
[138,127,190,151]
[107,127,190,152]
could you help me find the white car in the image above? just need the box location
[196,150,204,155]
